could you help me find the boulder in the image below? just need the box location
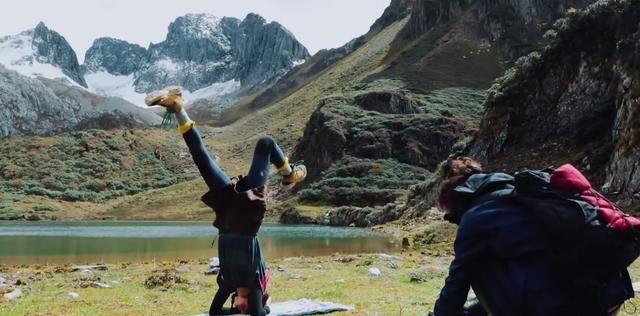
[354,91,423,114]
[78,269,95,279]
[209,257,220,268]
[90,282,111,289]
[204,268,220,276]
[4,288,22,300]
[72,264,107,271]
[377,253,403,261]
[279,207,319,225]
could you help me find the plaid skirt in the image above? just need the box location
[217,233,269,293]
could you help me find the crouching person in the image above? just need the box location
[431,157,634,316]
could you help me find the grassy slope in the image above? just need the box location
[89,18,411,221]
[0,129,195,220]
[369,11,504,93]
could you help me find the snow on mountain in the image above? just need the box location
[0,14,310,124]
[0,23,86,87]
[85,70,241,107]
[82,13,310,115]
[183,80,241,102]
[0,24,162,137]
[85,71,146,106]
[0,31,77,86]
[0,64,160,138]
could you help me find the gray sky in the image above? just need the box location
[2,0,391,62]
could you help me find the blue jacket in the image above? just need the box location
[434,174,634,316]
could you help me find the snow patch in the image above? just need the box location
[183,80,241,102]
[182,14,223,38]
[85,71,146,106]
[85,70,240,107]
[292,59,306,67]
[156,58,181,73]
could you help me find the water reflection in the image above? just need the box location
[0,221,397,264]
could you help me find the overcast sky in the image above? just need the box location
[1,0,391,62]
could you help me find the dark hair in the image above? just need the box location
[437,157,483,213]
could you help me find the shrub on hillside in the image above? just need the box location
[33,205,58,212]
[0,129,194,203]
[298,156,430,207]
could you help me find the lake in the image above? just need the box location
[0,221,397,265]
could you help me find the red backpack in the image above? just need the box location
[509,164,638,316]
[511,164,640,280]
[550,164,640,234]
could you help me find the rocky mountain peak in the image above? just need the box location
[369,0,414,33]
[0,22,86,87]
[166,13,226,41]
[83,37,147,75]
[83,12,310,110]
[31,22,86,87]
[242,12,268,27]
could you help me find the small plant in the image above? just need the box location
[356,256,374,267]
[144,268,187,289]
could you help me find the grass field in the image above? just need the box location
[1,252,639,315]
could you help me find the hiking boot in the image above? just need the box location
[282,164,307,186]
[145,86,183,113]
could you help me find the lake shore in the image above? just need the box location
[2,252,640,316]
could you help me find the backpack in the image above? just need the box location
[511,164,640,309]
[512,164,640,268]
[549,164,640,233]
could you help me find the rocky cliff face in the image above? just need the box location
[467,0,640,210]
[297,90,482,179]
[399,0,593,59]
[372,0,596,93]
[83,38,147,76]
[84,13,310,103]
[31,23,87,87]
[292,81,484,207]
[233,14,311,87]
[0,64,80,137]
[281,0,613,217]
[0,64,160,138]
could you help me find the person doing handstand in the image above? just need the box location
[146,86,307,315]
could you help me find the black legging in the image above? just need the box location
[183,128,288,192]
[209,278,269,316]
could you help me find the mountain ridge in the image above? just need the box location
[83,12,310,111]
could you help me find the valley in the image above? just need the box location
[1,0,640,315]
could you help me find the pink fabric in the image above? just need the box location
[550,164,640,232]
[259,269,270,294]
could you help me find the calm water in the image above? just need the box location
[0,221,397,264]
